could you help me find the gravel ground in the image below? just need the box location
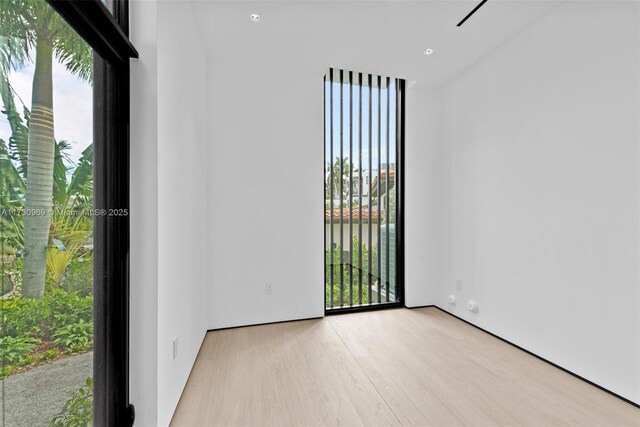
[0,352,92,427]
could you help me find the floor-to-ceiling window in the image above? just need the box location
[0,6,96,423]
[0,1,136,425]
[324,68,405,312]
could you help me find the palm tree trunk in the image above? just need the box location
[22,39,54,298]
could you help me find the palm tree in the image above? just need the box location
[0,1,91,298]
[327,157,355,205]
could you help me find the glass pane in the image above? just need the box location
[0,1,94,425]
[325,70,401,310]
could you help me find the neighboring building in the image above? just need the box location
[324,207,387,250]
[325,166,396,251]
[326,165,395,209]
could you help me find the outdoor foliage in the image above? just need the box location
[2,288,92,342]
[326,157,357,205]
[47,249,74,289]
[0,335,39,365]
[51,377,93,427]
[62,256,93,296]
[0,287,92,378]
[325,235,378,307]
[41,347,60,361]
[53,320,92,352]
[0,3,95,423]
[0,48,94,376]
[1,0,93,298]
[0,93,94,282]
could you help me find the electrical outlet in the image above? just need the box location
[172,337,179,360]
[265,283,273,296]
[456,279,463,291]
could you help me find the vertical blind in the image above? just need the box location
[324,68,405,310]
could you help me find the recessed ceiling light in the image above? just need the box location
[424,49,434,55]
[250,13,260,23]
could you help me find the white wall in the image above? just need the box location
[421,1,640,403]
[130,1,209,425]
[206,62,325,329]
[130,0,159,424]
[156,2,208,425]
[405,84,446,308]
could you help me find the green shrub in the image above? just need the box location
[3,289,92,341]
[0,298,27,337]
[0,365,15,379]
[41,348,61,361]
[53,320,92,353]
[5,297,48,338]
[0,336,39,365]
[48,289,93,329]
[51,377,93,427]
[325,235,377,307]
[17,354,36,367]
[62,256,93,296]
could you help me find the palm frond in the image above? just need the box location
[0,35,29,74]
[53,140,71,206]
[67,144,93,202]
[0,0,37,51]
[0,136,25,204]
[52,23,92,84]
[9,104,29,175]
[0,66,29,177]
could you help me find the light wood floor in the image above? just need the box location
[171,308,640,426]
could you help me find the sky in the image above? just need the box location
[0,58,93,167]
[324,77,397,177]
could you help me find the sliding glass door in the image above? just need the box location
[324,68,405,312]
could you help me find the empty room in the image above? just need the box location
[0,0,639,426]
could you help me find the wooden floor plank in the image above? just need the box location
[171,308,640,426]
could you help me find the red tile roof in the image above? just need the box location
[325,208,384,222]
[371,170,396,197]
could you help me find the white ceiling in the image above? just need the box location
[191,0,564,89]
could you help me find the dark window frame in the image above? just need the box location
[324,70,405,315]
[44,1,137,425]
